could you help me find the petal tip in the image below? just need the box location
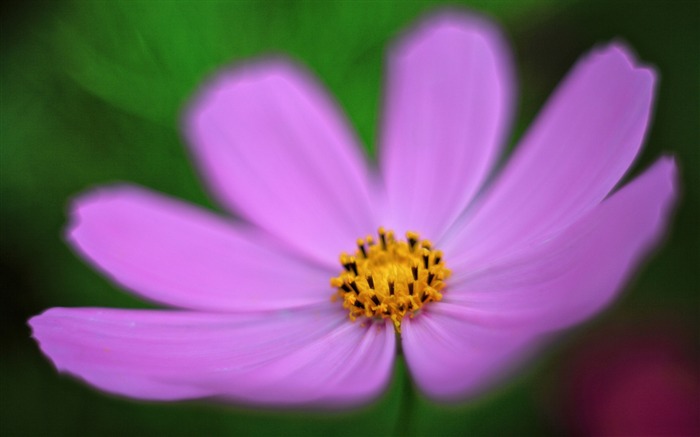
[64,184,144,245]
[657,155,680,209]
[28,308,68,371]
[183,57,309,130]
[68,184,143,216]
[644,155,679,209]
[27,311,44,334]
[592,41,658,85]
[658,153,679,179]
[388,8,515,121]
[391,9,510,59]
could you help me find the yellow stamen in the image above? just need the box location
[330,228,451,333]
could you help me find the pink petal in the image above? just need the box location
[447,157,677,332]
[68,185,333,312]
[29,305,394,407]
[402,303,539,401]
[404,158,676,401]
[185,60,375,266]
[444,43,656,263]
[380,12,513,240]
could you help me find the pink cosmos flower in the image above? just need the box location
[30,12,677,407]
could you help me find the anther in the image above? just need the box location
[407,231,419,250]
[340,254,351,272]
[371,295,380,306]
[354,300,366,309]
[386,230,395,243]
[379,227,387,250]
[349,280,360,294]
[427,272,435,284]
[341,283,353,293]
[411,264,418,281]
[388,280,395,295]
[367,274,374,289]
[408,282,414,295]
[357,239,367,258]
[348,258,358,276]
[422,249,430,269]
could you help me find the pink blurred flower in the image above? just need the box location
[30,12,677,407]
[561,322,700,436]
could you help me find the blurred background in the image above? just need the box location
[1,0,698,435]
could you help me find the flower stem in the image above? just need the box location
[395,356,416,437]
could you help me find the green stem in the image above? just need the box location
[395,350,416,437]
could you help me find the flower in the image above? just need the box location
[560,321,700,436]
[30,11,677,407]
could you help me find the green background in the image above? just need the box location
[1,0,698,435]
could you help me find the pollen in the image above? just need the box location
[331,228,451,333]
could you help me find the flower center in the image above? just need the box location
[331,227,451,333]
